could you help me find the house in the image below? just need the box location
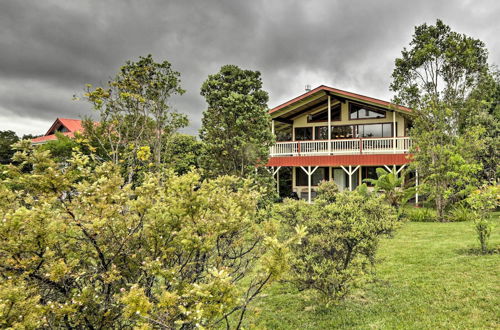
[31,118,85,145]
[267,85,417,202]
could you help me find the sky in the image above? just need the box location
[0,0,499,137]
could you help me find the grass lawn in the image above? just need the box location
[244,214,500,329]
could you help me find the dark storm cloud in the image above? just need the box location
[0,0,499,135]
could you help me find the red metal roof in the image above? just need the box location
[32,118,85,144]
[269,85,412,114]
[266,154,412,167]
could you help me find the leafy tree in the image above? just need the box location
[0,130,19,164]
[0,142,301,329]
[163,133,202,175]
[38,132,80,162]
[82,55,188,182]
[199,65,274,178]
[275,191,398,303]
[390,19,490,220]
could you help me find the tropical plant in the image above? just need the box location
[363,168,414,209]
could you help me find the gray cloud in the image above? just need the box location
[0,0,499,136]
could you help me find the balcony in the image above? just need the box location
[270,137,412,157]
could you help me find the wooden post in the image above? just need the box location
[308,166,312,203]
[415,169,419,206]
[271,120,275,135]
[393,110,396,153]
[328,95,331,154]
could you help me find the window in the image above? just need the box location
[294,127,312,140]
[56,125,69,133]
[361,167,380,186]
[356,123,393,138]
[349,103,386,119]
[296,167,330,186]
[314,126,328,140]
[307,104,341,122]
[331,125,354,139]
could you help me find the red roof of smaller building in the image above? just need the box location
[32,118,86,144]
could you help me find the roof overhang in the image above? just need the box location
[269,85,412,129]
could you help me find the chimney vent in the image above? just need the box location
[305,84,311,92]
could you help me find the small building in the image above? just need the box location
[31,118,85,145]
[267,85,415,202]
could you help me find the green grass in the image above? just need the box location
[244,213,500,329]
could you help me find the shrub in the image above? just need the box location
[466,185,499,253]
[0,147,300,329]
[316,180,340,203]
[447,203,472,222]
[274,191,398,303]
[403,207,438,222]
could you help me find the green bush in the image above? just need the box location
[316,180,340,203]
[466,185,499,253]
[274,191,398,303]
[403,207,438,222]
[447,203,472,222]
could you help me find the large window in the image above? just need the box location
[307,104,341,122]
[296,167,330,186]
[294,127,312,140]
[356,123,393,138]
[332,125,354,139]
[349,103,386,120]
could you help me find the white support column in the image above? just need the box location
[300,166,319,203]
[396,164,406,175]
[273,166,281,195]
[415,169,419,206]
[328,95,332,154]
[271,120,275,135]
[340,165,360,191]
[393,111,397,153]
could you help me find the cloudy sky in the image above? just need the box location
[1,0,499,136]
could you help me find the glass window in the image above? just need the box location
[296,167,329,186]
[308,104,341,122]
[349,103,386,119]
[315,126,328,140]
[294,127,312,140]
[361,167,380,186]
[331,125,354,139]
[355,123,393,138]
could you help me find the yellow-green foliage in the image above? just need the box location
[467,185,499,253]
[0,144,298,328]
[274,191,398,302]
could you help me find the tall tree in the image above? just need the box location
[390,19,490,220]
[82,55,188,182]
[199,65,274,178]
[0,130,19,164]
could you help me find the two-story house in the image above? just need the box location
[267,85,415,202]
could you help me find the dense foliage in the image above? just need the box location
[0,143,300,329]
[274,190,398,302]
[0,130,19,164]
[199,65,274,178]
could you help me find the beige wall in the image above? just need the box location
[291,100,406,139]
